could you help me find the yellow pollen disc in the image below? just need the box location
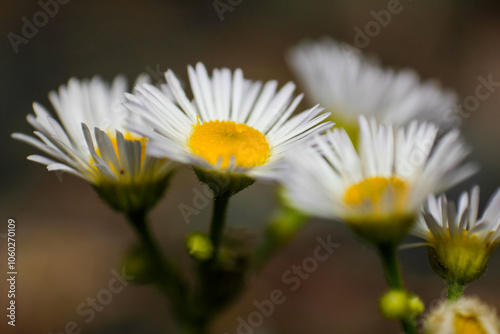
[454,313,487,334]
[188,120,270,169]
[343,176,409,215]
[428,229,494,253]
[93,131,148,175]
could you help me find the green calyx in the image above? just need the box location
[193,166,255,197]
[346,213,416,246]
[427,232,497,286]
[93,172,172,216]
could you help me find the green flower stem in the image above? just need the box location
[179,321,209,334]
[378,244,404,289]
[188,192,233,333]
[447,281,465,302]
[127,211,194,331]
[399,318,418,334]
[378,244,417,334]
[209,193,231,258]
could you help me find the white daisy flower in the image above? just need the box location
[425,297,499,334]
[280,116,477,244]
[287,38,458,133]
[124,62,332,190]
[412,186,500,285]
[12,76,175,214]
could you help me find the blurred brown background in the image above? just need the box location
[2,1,500,333]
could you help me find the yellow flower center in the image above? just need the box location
[188,120,270,169]
[344,176,409,214]
[454,313,487,334]
[341,177,413,244]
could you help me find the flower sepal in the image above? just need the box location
[93,172,172,215]
[426,234,494,286]
[193,166,255,197]
[346,214,416,246]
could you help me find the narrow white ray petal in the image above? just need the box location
[252,81,295,131]
[94,128,121,172]
[457,191,469,230]
[399,242,431,250]
[194,63,217,119]
[447,200,459,236]
[469,221,493,237]
[27,154,60,166]
[266,94,304,136]
[230,68,244,121]
[478,188,500,228]
[47,163,87,180]
[165,69,198,122]
[469,185,480,229]
[236,80,262,123]
[115,130,131,177]
[423,212,446,237]
[188,65,210,121]
[246,80,278,127]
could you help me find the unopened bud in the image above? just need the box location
[379,290,424,320]
[185,232,214,261]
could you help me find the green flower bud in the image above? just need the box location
[408,295,425,316]
[379,290,424,320]
[380,290,410,319]
[121,245,155,285]
[185,232,214,261]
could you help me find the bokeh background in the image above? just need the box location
[2,1,500,333]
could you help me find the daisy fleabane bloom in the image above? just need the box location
[12,76,175,214]
[287,38,458,136]
[125,62,332,193]
[280,116,477,245]
[425,297,499,334]
[412,186,500,286]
